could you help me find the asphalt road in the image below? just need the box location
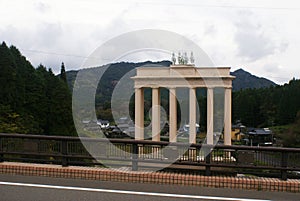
[0,174,298,201]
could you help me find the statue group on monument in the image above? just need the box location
[172,51,195,65]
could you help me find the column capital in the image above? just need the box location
[151,86,160,89]
[207,86,215,89]
[224,87,233,89]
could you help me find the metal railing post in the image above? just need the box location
[0,136,3,162]
[203,145,213,176]
[132,143,139,171]
[205,152,211,176]
[61,140,68,167]
[281,151,288,181]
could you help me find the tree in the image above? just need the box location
[0,42,17,108]
[0,104,40,134]
[36,65,76,136]
[232,79,300,128]
[0,41,77,136]
[46,73,76,136]
[283,111,300,147]
[60,62,67,83]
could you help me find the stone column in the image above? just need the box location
[135,87,144,140]
[224,87,232,145]
[169,88,177,142]
[152,87,160,141]
[207,87,214,145]
[189,87,197,144]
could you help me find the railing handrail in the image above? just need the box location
[1,133,300,153]
[1,133,300,180]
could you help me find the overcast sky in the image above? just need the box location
[1,0,300,84]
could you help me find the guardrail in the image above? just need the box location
[0,133,299,180]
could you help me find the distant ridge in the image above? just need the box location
[231,68,277,91]
[65,62,277,92]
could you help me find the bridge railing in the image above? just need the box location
[0,133,299,180]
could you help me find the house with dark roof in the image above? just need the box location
[244,128,274,146]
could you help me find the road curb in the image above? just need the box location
[0,162,299,193]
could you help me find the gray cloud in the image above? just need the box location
[235,30,276,61]
[34,2,51,13]
[234,12,288,62]
[0,23,83,73]
[204,24,217,36]
[35,23,63,48]
[0,23,63,50]
[263,62,280,73]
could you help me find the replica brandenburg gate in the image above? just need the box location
[132,52,235,145]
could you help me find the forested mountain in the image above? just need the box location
[66,61,299,129]
[0,42,76,135]
[65,62,278,125]
[232,79,300,147]
[232,79,300,127]
[1,41,299,140]
[231,69,277,91]
[66,62,276,93]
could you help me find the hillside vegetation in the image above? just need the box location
[1,42,299,147]
[0,42,76,135]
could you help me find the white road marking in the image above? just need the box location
[0,181,271,201]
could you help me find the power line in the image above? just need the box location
[20,49,92,59]
[20,48,294,81]
[138,2,300,10]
